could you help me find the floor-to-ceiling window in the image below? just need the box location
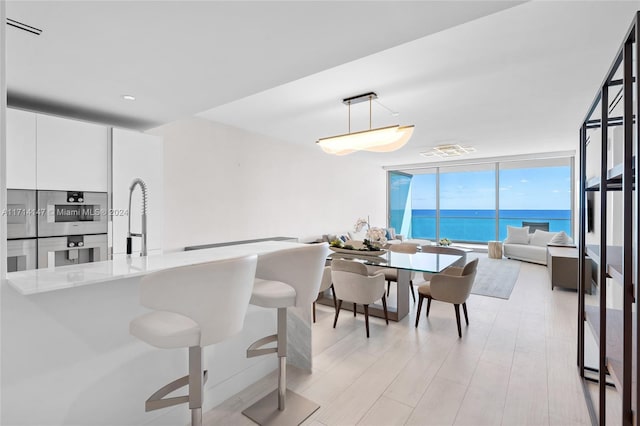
[409,169,437,240]
[439,164,496,243]
[388,156,574,243]
[388,171,413,237]
[498,159,572,240]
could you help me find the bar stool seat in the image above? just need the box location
[251,278,296,308]
[131,311,200,349]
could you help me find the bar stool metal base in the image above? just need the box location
[242,389,319,426]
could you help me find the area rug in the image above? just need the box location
[469,254,521,299]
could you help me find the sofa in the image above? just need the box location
[503,226,573,265]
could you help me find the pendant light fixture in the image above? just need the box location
[316,92,414,155]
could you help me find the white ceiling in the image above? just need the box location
[6,0,520,129]
[198,1,640,167]
[6,1,640,168]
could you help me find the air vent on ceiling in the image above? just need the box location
[6,18,42,36]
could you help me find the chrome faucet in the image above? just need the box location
[127,178,148,257]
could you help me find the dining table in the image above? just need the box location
[320,250,463,322]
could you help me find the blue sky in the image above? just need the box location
[408,166,571,210]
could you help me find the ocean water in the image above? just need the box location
[391,209,572,243]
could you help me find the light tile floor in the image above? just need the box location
[204,260,593,426]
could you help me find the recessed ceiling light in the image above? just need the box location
[122,95,136,101]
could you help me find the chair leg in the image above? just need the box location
[330,285,337,312]
[333,300,342,328]
[409,280,416,303]
[381,295,389,325]
[462,302,469,325]
[426,297,432,317]
[454,304,462,338]
[353,302,357,317]
[415,295,423,327]
[189,346,203,426]
[312,301,316,323]
[387,281,391,296]
[364,304,370,338]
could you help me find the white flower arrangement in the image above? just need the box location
[354,217,370,232]
[366,227,388,244]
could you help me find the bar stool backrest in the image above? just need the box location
[255,243,329,308]
[139,255,258,347]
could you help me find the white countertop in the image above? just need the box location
[6,240,307,295]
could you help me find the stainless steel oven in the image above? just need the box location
[7,238,37,272]
[7,189,37,239]
[37,190,107,237]
[37,234,107,269]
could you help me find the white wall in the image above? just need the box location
[149,117,386,251]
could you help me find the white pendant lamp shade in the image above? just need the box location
[316,92,414,155]
[317,125,414,155]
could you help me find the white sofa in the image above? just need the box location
[503,227,572,265]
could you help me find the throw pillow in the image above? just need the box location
[505,226,530,244]
[387,227,397,239]
[530,230,556,247]
[549,231,571,245]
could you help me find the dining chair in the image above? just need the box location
[420,245,467,282]
[415,258,479,338]
[331,259,388,338]
[313,266,336,323]
[378,243,419,302]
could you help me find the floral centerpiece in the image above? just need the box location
[439,238,452,247]
[354,217,369,232]
[352,216,388,248]
[365,227,388,248]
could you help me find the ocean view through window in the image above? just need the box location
[389,157,573,243]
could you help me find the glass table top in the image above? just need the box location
[327,251,462,273]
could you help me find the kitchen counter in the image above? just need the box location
[2,240,317,425]
[7,240,305,295]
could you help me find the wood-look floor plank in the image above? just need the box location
[356,395,413,426]
[201,254,591,426]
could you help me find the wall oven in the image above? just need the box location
[37,190,108,237]
[37,234,108,269]
[7,189,37,239]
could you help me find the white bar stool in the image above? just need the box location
[129,255,258,426]
[242,243,329,426]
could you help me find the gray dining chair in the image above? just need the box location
[313,266,336,323]
[420,245,467,282]
[415,258,479,338]
[377,243,419,302]
[331,259,388,338]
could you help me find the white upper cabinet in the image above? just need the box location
[6,108,37,189]
[36,114,108,191]
[112,128,163,254]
